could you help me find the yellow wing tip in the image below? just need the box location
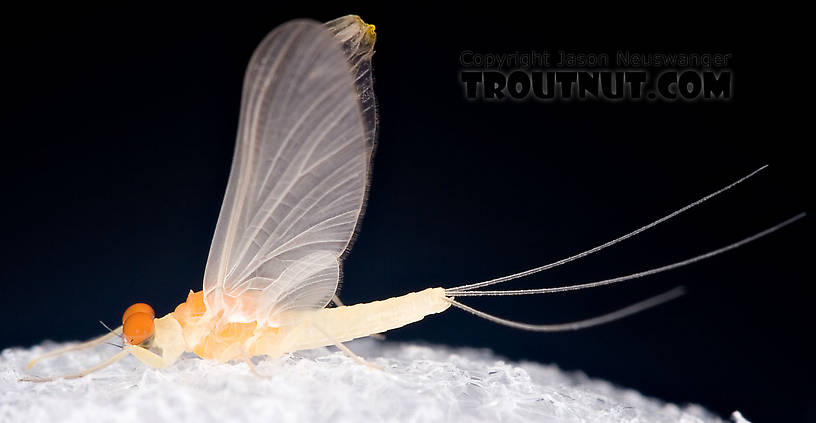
[355,15,376,43]
[327,15,377,47]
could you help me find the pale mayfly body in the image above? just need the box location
[22,15,804,381]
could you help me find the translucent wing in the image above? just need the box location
[203,16,377,326]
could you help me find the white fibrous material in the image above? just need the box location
[2,339,748,423]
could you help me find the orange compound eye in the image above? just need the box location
[123,303,155,324]
[123,312,155,345]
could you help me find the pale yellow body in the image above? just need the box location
[128,288,451,368]
[256,288,451,356]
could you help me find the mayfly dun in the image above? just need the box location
[22,15,804,381]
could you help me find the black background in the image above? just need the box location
[1,6,811,422]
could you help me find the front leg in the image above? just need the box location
[124,344,182,369]
[26,326,122,370]
[125,312,186,369]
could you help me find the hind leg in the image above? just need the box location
[311,321,383,370]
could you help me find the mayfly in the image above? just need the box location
[22,15,803,381]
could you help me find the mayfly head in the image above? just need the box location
[122,303,155,345]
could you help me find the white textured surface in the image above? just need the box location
[2,339,746,423]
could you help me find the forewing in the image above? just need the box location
[203,18,376,325]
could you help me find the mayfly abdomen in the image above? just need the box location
[253,288,451,356]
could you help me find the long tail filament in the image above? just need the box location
[443,166,804,331]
